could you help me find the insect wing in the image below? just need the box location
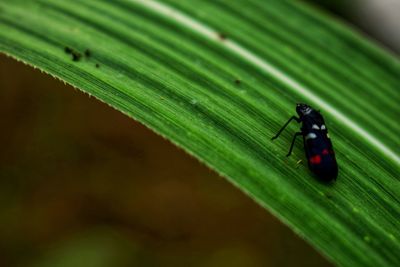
[305,133,338,181]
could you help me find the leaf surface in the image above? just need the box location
[0,1,399,266]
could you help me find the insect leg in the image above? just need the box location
[286,132,302,157]
[271,116,300,140]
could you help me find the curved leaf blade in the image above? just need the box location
[0,1,399,266]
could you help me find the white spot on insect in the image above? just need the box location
[312,124,320,130]
[321,124,326,130]
[304,107,312,115]
[305,133,317,140]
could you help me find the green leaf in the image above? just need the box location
[1,0,399,266]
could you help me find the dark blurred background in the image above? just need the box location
[0,1,398,267]
[306,0,400,54]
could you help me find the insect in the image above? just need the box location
[271,103,338,182]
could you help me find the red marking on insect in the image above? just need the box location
[310,155,321,164]
[322,149,329,155]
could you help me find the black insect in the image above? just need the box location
[272,103,338,182]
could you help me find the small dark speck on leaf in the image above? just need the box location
[218,33,227,41]
[71,51,82,62]
[95,63,100,68]
[234,79,241,85]
[64,46,82,62]
[84,49,91,57]
[326,194,333,199]
[64,46,73,54]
